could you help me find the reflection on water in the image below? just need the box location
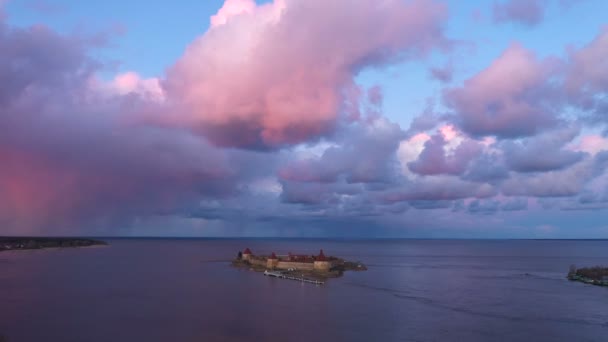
[1,239,607,342]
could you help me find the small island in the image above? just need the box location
[567,265,608,287]
[0,237,107,252]
[232,248,366,282]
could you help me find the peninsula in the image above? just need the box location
[0,237,107,252]
[232,248,366,281]
[567,265,608,287]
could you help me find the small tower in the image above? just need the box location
[314,249,331,271]
[242,248,253,261]
[267,252,279,269]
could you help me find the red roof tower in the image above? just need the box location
[269,252,278,260]
[243,248,252,255]
[317,249,327,261]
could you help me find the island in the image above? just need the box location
[232,248,366,282]
[567,265,608,287]
[0,237,107,252]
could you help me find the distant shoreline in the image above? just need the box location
[0,237,107,252]
[4,236,606,241]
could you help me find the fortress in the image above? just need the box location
[239,248,333,272]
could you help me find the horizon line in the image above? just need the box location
[1,236,607,241]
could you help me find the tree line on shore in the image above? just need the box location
[568,265,608,281]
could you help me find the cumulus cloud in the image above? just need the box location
[501,157,596,197]
[405,102,443,136]
[445,27,608,140]
[0,1,450,234]
[444,43,559,138]
[565,28,608,94]
[501,125,587,172]
[1,0,608,237]
[573,135,608,155]
[408,132,483,176]
[564,28,608,128]
[279,118,405,184]
[102,72,165,101]
[162,0,448,149]
[462,152,510,183]
[210,0,258,27]
[0,16,268,233]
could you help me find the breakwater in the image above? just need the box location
[263,270,324,285]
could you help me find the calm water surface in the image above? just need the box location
[1,239,607,341]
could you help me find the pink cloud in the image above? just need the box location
[565,27,608,101]
[573,135,608,154]
[440,124,458,141]
[493,0,546,27]
[93,72,165,101]
[210,0,257,27]
[163,0,448,148]
[3,0,608,237]
[410,133,432,144]
[444,43,558,138]
[0,18,255,233]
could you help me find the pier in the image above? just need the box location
[263,270,324,285]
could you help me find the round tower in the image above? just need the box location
[313,249,331,271]
[267,252,279,269]
[242,248,252,261]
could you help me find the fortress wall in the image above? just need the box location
[247,258,321,271]
[249,259,266,267]
[267,259,279,269]
[313,261,331,271]
[276,261,315,271]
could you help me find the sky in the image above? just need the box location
[0,0,607,238]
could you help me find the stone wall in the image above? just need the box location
[249,259,266,267]
[313,261,331,271]
[267,258,279,269]
[246,258,330,272]
[275,261,314,271]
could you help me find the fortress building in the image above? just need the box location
[313,249,331,271]
[242,248,253,261]
[239,249,334,272]
[267,252,279,269]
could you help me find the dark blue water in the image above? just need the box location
[1,239,607,341]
